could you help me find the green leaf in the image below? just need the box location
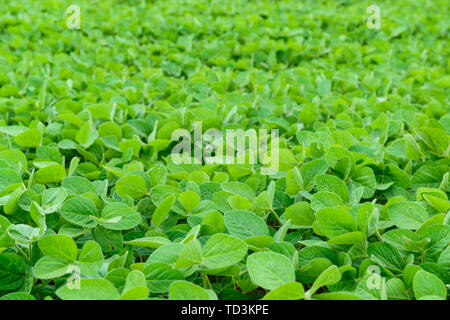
[152,194,175,228]
[125,237,171,249]
[300,159,328,191]
[119,270,149,300]
[42,187,67,212]
[34,256,71,279]
[0,149,28,172]
[38,234,78,261]
[78,240,103,263]
[387,202,428,229]
[144,263,184,293]
[311,191,345,210]
[416,128,448,156]
[35,164,66,184]
[308,265,341,298]
[221,182,256,201]
[169,280,216,300]
[88,103,114,120]
[116,175,147,200]
[413,270,447,300]
[0,292,36,300]
[315,208,357,239]
[224,210,269,239]
[368,242,405,272]
[174,239,202,269]
[56,279,120,300]
[315,174,349,202]
[352,167,376,198]
[284,202,315,227]
[262,282,305,300]
[202,234,248,269]
[312,292,363,300]
[247,252,295,290]
[61,176,96,195]
[0,253,26,290]
[327,231,365,245]
[60,196,98,228]
[94,202,142,230]
[146,243,183,266]
[179,190,200,213]
[15,129,42,148]
[404,134,423,160]
[0,169,22,192]
[7,224,38,244]
[386,278,409,300]
[76,121,98,148]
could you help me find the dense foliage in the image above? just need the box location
[0,0,449,300]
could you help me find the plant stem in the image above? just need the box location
[269,208,282,225]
